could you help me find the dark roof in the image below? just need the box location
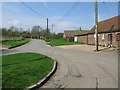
[57,33,63,35]
[64,30,88,38]
[75,15,120,36]
[75,30,90,36]
[89,15,120,34]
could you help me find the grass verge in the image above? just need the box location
[44,39,85,46]
[2,53,54,89]
[2,38,30,49]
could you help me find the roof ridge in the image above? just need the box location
[99,15,120,23]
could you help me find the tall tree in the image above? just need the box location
[31,26,42,39]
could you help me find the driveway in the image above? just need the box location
[1,39,118,88]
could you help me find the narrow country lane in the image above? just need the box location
[1,39,118,88]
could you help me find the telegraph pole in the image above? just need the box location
[95,0,99,51]
[46,18,49,39]
[52,24,53,34]
[51,24,54,39]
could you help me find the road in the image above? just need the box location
[1,39,118,88]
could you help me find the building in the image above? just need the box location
[74,30,89,43]
[63,30,88,42]
[57,33,64,36]
[75,15,120,47]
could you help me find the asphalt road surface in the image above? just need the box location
[1,39,118,88]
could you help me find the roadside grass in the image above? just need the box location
[2,38,30,49]
[2,53,54,89]
[44,39,85,46]
[43,39,117,49]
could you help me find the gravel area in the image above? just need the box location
[56,44,118,55]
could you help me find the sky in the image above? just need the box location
[1,1,119,33]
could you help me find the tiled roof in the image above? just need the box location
[57,33,63,35]
[89,15,120,34]
[75,30,90,36]
[65,16,120,37]
[64,30,88,38]
[75,15,120,36]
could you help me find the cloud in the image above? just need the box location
[8,19,22,26]
[53,21,80,33]
[3,14,94,33]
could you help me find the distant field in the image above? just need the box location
[2,53,54,89]
[2,38,30,48]
[44,39,85,46]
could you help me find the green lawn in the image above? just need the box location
[2,53,54,89]
[44,39,85,46]
[2,38,30,48]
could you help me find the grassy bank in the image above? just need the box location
[2,53,54,89]
[2,38,30,49]
[44,39,85,46]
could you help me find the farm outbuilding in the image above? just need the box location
[75,15,120,47]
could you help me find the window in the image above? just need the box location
[116,33,120,41]
[94,34,100,39]
[108,34,112,41]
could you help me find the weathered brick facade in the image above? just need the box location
[98,32,120,47]
[75,16,120,47]
[77,32,120,47]
[77,35,88,44]
[88,34,95,45]
[63,30,88,42]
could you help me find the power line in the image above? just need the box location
[102,1,110,18]
[19,0,50,39]
[53,2,79,26]
[19,0,46,19]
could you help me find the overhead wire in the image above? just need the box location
[53,2,79,27]
[19,0,46,19]
[18,0,57,58]
[102,1,110,18]
[18,1,79,32]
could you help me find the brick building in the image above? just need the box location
[57,33,64,36]
[63,30,88,42]
[75,15,120,47]
[74,30,89,43]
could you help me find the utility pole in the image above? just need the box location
[51,24,54,39]
[79,27,82,31]
[95,0,99,51]
[52,24,54,34]
[46,18,49,39]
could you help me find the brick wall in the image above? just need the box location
[77,35,88,44]
[98,32,120,47]
[110,32,120,47]
[77,32,120,47]
[99,33,109,46]
[88,34,95,44]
